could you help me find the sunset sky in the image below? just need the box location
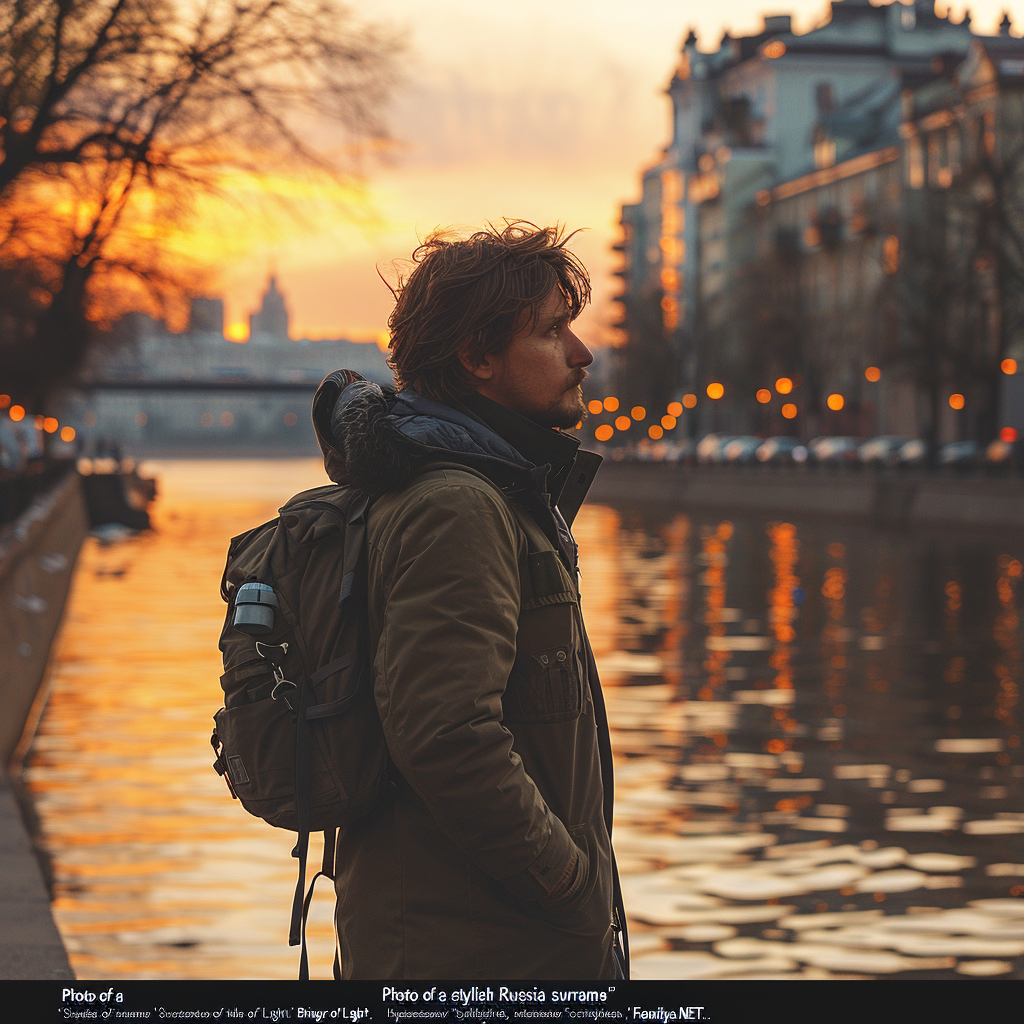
[213,0,1022,348]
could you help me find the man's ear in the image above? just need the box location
[458,338,495,381]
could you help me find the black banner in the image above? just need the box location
[9,979,982,1023]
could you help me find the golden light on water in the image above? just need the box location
[22,460,1024,981]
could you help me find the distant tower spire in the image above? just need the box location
[248,275,290,342]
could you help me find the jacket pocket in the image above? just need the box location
[539,823,604,930]
[503,599,583,724]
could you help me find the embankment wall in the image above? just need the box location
[0,470,86,979]
[587,463,1024,531]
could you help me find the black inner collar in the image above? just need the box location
[457,391,581,498]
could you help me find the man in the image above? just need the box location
[311,222,625,980]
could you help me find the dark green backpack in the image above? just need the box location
[211,483,387,978]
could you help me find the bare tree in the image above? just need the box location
[0,0,401,408]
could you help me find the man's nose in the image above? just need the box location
[567,328,593,368]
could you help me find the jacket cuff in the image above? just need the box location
[497,816,577,902]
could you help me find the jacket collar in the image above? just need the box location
[456,392,581,500]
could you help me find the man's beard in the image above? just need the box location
[540,383,586,430]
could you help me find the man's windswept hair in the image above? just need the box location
[385,221,591,403]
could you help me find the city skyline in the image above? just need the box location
[213,0,1024,347]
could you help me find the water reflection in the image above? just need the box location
[22,462,1024,979]
[574,508,1024,980]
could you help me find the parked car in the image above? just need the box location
[756,436,801,464]
[696,434,739,464]
[721,436,764,464]
[937,440,980,468]
[807,436,861,466]
[984,438,1023,472]
[898,439,928,467]
[859,436,912,468]
[0,419,22,473]
[668,438,697,464]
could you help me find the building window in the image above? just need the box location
[814,137,836,169]
[908,135,924,188]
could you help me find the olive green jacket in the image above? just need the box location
[317,379,617,980]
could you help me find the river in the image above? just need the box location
[22,459,1024,980]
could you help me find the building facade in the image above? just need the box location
[614,0,1024,444]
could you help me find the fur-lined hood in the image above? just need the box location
[312,370,535,496]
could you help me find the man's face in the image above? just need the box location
[470,289,593,429]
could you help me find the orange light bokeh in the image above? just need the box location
[682,393,697,409]
[667,401,683,417]
[865,366,881,382]
[1001,427,1018,443]
[588,399,603,415]
[1002,358,1017,375]
[594,424,613,442]
[648,425,663,439]
[827,394,844,411]
[60,426,76,442]
[0,394,9,409]
[706,382,724,400]
[9,405,25,421]
[614,415,631,431]
[631,406,646,421]
[775,377,793,395]
[43,416,59,433]
[603,397,619,413]
[661,415,677,430]
[949,393,965,410]
[781,403,797,419]
[756,388,771,404]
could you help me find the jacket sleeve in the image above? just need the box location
[369,472,579,903]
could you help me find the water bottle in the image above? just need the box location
[233,582,279,634]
